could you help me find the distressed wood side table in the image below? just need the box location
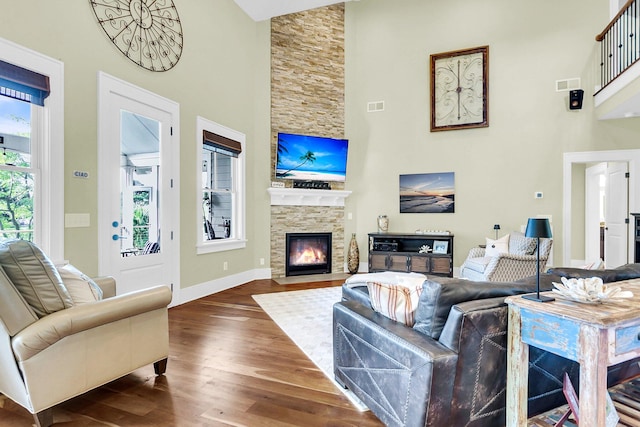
[506,278,640,427]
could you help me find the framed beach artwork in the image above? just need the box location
[399,172,455,213]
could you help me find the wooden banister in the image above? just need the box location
[596,0,635,41]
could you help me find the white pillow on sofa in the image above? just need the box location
[345,271,426,288]
[366,281,423,326]
[485,234,509,257]
[56,264,103,304]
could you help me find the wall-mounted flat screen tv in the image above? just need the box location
[275,132,348,182]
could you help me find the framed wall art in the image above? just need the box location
[430,46,489,132]
[399,172,455,213]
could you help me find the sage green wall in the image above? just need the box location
[343,0,640,267]
[0,0,271,288]
[3,0,640,286]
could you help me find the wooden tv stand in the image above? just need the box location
[368,232,453,277]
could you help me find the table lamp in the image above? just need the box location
[522,218,554,302]
[493,224,500,239]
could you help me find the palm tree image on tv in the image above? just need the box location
[275,133,348,182]
[277,150,317,178]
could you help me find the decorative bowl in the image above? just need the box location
[551,277,634,304]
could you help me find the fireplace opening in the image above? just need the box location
[285,232,332,276]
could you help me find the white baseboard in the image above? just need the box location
[174,268,271,306]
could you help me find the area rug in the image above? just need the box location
[273,272,350,286]
[252,286,368,411]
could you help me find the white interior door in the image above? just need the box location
[98,73,180,298]
[604,162,629,268]
[585,163,606,263]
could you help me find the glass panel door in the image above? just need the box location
[120,110,160,257]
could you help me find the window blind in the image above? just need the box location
[203,130,242,157]
[0,60,50,106]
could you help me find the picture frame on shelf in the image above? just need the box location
[430,45,489,132]
[433,240,449,254]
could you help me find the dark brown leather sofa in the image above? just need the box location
[333,265,640,427]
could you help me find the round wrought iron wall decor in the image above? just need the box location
[90,0,183,72]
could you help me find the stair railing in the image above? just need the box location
[596,0,640,91]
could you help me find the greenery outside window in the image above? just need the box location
[0,97,35,242]
[196,116,246,253]
[0,39,64,262]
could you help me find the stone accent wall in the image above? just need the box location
[270,206,345,278]
[270,5,346,278]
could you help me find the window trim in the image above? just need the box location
[196,116,246,254]
[0,37,64,262]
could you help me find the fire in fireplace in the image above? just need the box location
[285,232,332,276]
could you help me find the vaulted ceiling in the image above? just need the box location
[233,0,356,21]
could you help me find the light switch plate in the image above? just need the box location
[65,213,90,228]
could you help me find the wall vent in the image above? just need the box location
[555,78,581,92]
[367,101,385,112]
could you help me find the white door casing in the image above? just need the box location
[604,162,629,268]
[97,72,180,301]
[563,150,639,267]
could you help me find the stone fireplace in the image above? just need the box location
[269,6,346,278]
[285,232,332,276]
[268,188,350,278]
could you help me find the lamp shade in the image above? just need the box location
[493,224,500,230]
[525,218,552,239]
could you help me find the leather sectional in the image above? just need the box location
[333,265,640,426]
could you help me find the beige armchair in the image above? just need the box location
[0,241,171,427]
[459,232,552,282]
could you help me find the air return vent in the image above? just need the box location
[555,78,581,92]
[367,101,385,112]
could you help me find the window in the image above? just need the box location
[0,40,63,262]
[0,97,36,242]
[196,116,245,253]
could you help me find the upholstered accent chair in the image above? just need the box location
[459,231,552,282]
[0,240,172,427]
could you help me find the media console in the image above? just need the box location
[368,232,454,277]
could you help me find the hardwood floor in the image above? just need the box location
[0,279,384,427]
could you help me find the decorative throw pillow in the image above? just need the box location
[56,264,103,304]
[485,234,509,257]
[0,240,73,318]
[509,231,537,255]
[366,281,423,326]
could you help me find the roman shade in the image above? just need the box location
[203,130,242,157]
[0,60,50,106]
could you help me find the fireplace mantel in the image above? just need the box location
[268,188,352,207]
